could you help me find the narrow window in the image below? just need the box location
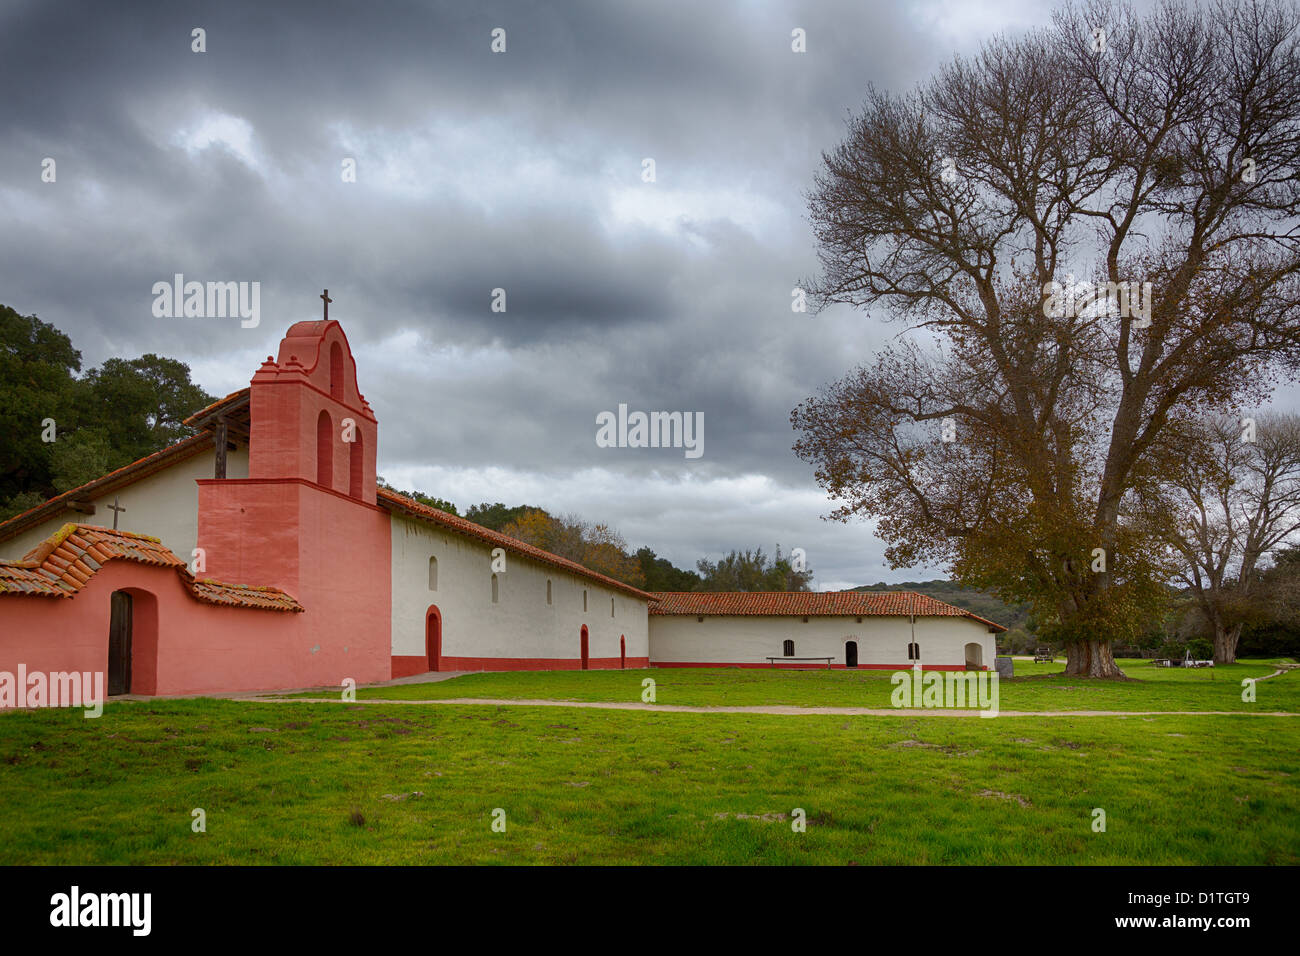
[316,410,332,487]
[348,429,364,498]
[611,597,615,618]
[583,590,587,612]
[907,642,920,661]
[783,639,795,657]
[428,556,438,591]
[329,342,344,400]
[491,573,499,604]
[546,579,553,605]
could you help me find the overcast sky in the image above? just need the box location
[10,0,1283,590]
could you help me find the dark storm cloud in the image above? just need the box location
[0,0,1047,584]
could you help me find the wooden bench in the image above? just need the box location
[766,656,834,669]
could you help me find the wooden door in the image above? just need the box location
[108,591,133,695]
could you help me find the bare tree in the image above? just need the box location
[1148,413,1300,662]
[793,0,1300,676]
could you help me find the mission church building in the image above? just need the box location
[0,306,1000,698]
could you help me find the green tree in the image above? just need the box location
[696,546,813,592]
[49,427,113,493]
[0,305,82,511]
[635,546,702,591]
[0,307,216,520]
[464,501,544,532]
[81,355,214,469]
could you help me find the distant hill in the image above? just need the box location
[850,579,1030,630]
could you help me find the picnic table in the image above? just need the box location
[1033,648,1055,662]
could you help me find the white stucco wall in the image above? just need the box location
[0,446,249,563]
[390,514,650,665]
[648,614,998,668]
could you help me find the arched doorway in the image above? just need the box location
[107,591,133,695]
[107,589,158,695]
[580,625,589,670]
[845,640,858,669]
[620,634,626,669]
[964,642,983,670]
[426,606,442,672]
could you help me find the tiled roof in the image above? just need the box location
[0,433,213,543]
[377,488,657,603]
[0,524,303,612]
[181,388,250,427]
[647,590,1006,630]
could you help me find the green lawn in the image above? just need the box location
[285,658,1299,713]
[0,698,1294,864]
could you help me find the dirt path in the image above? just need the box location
[238,696,1297,717]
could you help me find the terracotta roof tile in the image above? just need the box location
[181,388,250,427]
[0,524,303,612]
[377,488,657,603]
[647,590,1006,630]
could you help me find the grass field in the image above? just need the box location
[0,690,1296,865]
[1,660,1295,865]
[283,658,1300,713]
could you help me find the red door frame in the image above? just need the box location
[580,625,589,670]
[620,634,626,669]
[426,606,442,672]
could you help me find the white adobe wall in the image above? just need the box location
[0,446,248,563]
[648,613,997,668]
[390,514,650,665]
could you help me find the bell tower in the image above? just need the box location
[247,312,378,502]
[194,298,393,688]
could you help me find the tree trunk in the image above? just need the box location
[1064,639,1127,678]
[1213,622,1242,665]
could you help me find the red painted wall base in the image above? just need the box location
[390,655,432,678]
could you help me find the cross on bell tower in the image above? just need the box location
[320,289,333,321]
